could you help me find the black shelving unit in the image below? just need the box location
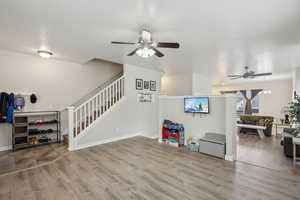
[12,111,60,151]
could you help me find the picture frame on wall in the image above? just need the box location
[136,79,143,90]
[137,92,154,103]
[144,81,149,90]
[150,81,156,91]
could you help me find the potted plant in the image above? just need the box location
[289,94,300,127]
[281,105,291,124]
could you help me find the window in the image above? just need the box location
[251,95,259,114]
[236,92,245,115]
[236,91,260,115]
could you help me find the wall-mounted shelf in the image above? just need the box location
[12,111,60,151]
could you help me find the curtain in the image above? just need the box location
[240,89,262,115]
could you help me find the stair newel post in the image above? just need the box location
[117,79,120,101]
[67,106,75,151]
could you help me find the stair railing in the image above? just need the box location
[67,76,125,150]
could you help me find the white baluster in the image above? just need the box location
[100,92,102,115]
[94,97,97,119]
[90,100,92,123]
[79,107,82,132]
[67,107,75,151]
[109,86,112,107]
[84,104,87,128]
[123,77,125,97]
[96,95,99,118]
[101,92,103,114]
[93,98,96,121]
[74,109,78,136]
[106,88,108,111]
[110,85,112,107]
[112,84,114,105]
[120,78,123,98]
[117,79,119,101]
[118,79,121,98]
[88,102,91,125]
[102,91,104,112]
[120,78,122,100]
[109,85,111,107]
[114,82,116,104]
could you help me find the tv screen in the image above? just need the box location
[184,97,209,113]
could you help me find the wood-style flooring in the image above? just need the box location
[0,143,67,176]
[0,136,300,200]
[237,133,296,171]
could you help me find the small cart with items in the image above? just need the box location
[160,120,185,147]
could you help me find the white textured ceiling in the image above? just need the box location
[1,0,300,84]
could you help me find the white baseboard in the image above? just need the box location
[225,154,235,161]
[70,133,140,151]
[0,145,12,151]
[141,134,159,139]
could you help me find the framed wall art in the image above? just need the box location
[136,79,143,90]
[150,81,156,91]
[144,81,149,90]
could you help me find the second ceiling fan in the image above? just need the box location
[111,29,180,58]
[228,66,272,79]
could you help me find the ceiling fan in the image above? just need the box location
[228,66,272,79]
[111,29,180,58]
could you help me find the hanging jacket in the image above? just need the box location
[0,92,9,122]
[5,106,14,123]
[8,93,14,106]
[5,93,14,123]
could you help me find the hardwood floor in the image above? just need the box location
[0,136,300,200]
[237,133,296,171]
[0,143,67,176]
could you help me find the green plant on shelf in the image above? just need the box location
[290,94,300,123]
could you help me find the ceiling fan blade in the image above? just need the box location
[228,75,242,77]
[230,76,243,80]
[127,47,140,56]
[152,48,164,57]
[111,41,136,45]
[157,42,180,48]
[252,73,273,77]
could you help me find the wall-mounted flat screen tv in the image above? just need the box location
[184,97,209,113]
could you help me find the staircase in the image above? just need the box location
[66,75,125,150]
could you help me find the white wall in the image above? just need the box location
[0,50,122,150]
[75,64,163,148]
[159,95,236,161]
[192,73,213,95]
[159,96,226,140]
[225,95,237,161]
[160,72,214,96]
[293,67,300,96]
[0,50,122,111]
[213,79,293,119]
[160,73,192,96]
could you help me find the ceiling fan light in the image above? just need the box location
[37,50,53,58]
[136,47,155,58]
